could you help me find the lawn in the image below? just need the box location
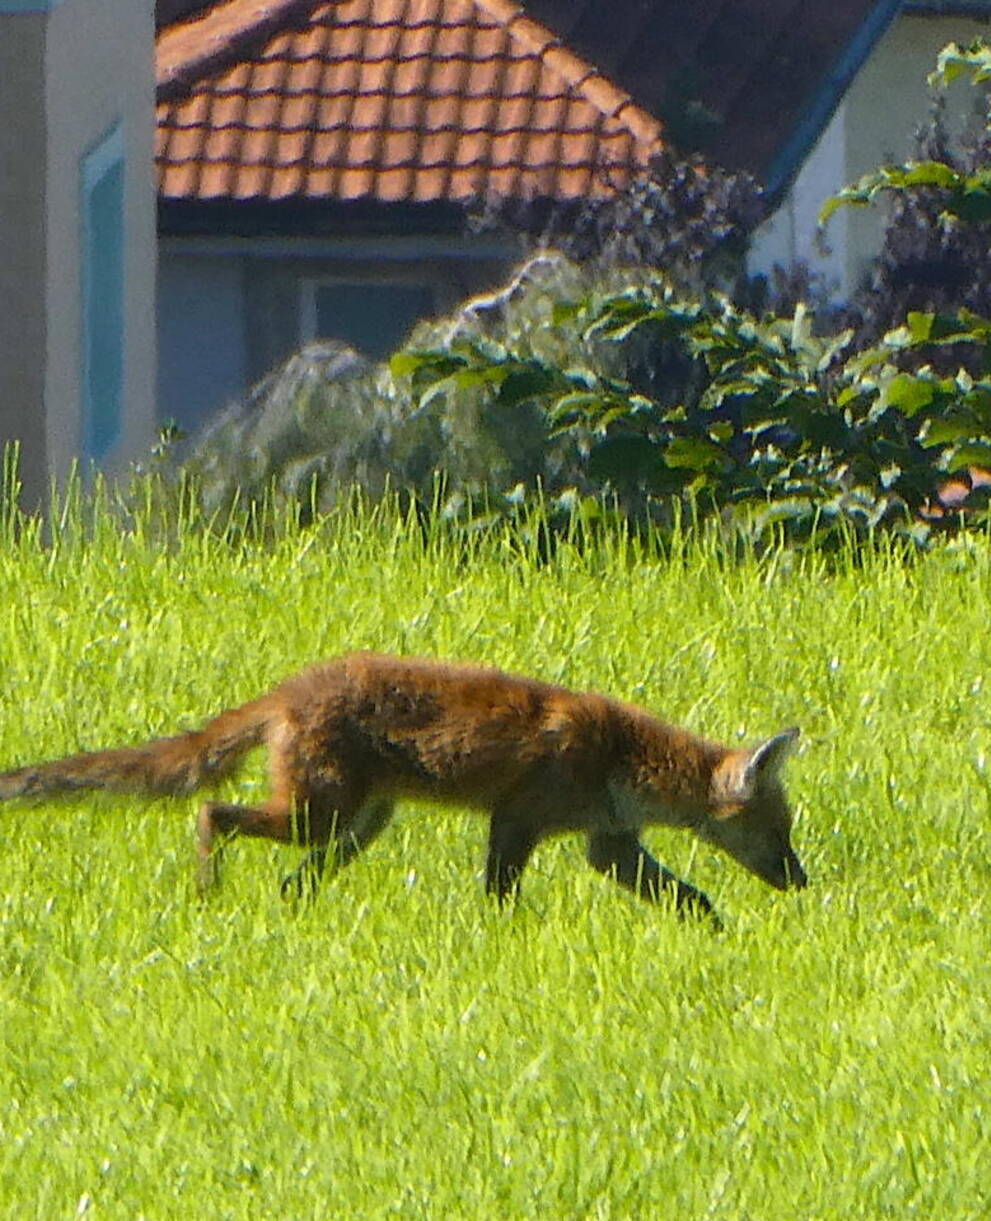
[1,492,989,1218]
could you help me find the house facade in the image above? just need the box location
[0,0,157,509]
[156,0,991,440]
[3,0,987,497]
[156,211,520,438]
[154,0,664,436]
[750,2,991,300]
[523,1,990,301]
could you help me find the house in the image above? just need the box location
[3,1,988,506]
[156,0,991,435]
[154,0,664,435]
[0,0,156,510]
[749,0,991,299]
[523,0,991,300]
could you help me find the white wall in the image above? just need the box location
[0,11,47,507]
[44,0,157,483]
[749,100,851,300]
[749,12,991,303]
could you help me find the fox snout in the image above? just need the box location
[725,841,807,892]
[766,850,808,891]
[700,821,808,893]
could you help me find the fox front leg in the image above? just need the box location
[279,797,396,900]
[485,816,538,904]
[586,830,717,922]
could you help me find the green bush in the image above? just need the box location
[173,42,991,549]
[180,256,647,529]
[397,285,991,545]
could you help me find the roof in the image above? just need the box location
[155,0,665,204]
[522,0,903,198]
[156,0,215,27]
[903,1,991,11]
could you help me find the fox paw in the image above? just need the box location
[280,866,319,902]
[675,885,722,929]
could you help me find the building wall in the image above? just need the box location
[45,0,157,485]
[749,102,850,299]
[0,0,155,512]
[749,11,991,302]
[157,253,248,434]
[0,13,48,508]
[839,11,990,293]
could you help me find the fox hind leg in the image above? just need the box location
[280,796,396,900]
[196,799,294,895]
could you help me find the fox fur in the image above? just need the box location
[0,652,806,915]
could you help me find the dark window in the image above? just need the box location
[312,282,435,360]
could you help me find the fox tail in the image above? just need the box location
[0,696,275,802]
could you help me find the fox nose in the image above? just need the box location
[785,854,808,889]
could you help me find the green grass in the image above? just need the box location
[1,494,990,1218]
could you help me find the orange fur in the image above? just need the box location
[0,652,806,917]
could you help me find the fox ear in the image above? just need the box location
[745,727,799,785]
[712,727,799,817]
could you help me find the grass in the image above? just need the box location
[1,489,989,1218]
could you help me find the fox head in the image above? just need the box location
[701,728,806,891]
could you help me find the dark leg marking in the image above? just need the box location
[280,797,395,900]
[586,830,717,922]
[485,816,538,904]
[197,800,293,894]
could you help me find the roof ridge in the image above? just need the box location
[159,0,663,149]
[157,0,313,97]
[473,0,663,146]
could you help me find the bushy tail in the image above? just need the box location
[0,696,276,801]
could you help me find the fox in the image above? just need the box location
[0,652,806,917]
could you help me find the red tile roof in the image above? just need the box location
[156,0,665,203]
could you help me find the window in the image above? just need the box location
[81,125,124,463]
[301,280,436,361]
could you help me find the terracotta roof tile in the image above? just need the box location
[156,0,663,203]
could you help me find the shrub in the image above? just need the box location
[398,283,991,545]
[174,43,991,548]
[182,256,627,525]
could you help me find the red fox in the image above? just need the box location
[0,652,806,916]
